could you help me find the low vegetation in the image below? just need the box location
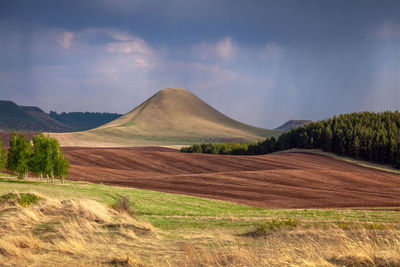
[246,218,302,236]
[0,192,40,207]
[0,175,399,266]
[182,111,400,169]
[111,194,137,217]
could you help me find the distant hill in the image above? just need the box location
[52,88,281,147]
[95,88,279,141]
[49,111,122,131]
[277,120,312,131]
[0,100,72,132]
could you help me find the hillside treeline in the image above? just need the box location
[181,111,400,169]
[0,132,69,182]
[49,111,122,131]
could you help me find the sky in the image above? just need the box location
[0,0,400,128]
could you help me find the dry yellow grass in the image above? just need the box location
[1,191,399,266]
[0,193,154,266]
[181,224,400,266]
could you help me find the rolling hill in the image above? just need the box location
[64,147,400,208]
[52,88,281,147]
[277,120,312,130]
[0,100,72,132]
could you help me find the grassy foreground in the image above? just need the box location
[0,174,399,266]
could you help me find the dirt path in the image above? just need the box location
[63,147,400,209]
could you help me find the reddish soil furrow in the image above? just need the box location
[63,147,400,208]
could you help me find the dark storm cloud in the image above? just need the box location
[0,0,400,128]
[2,0,400,45]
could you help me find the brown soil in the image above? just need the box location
[63,147,400,209]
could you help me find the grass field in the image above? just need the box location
[1,173,399,266]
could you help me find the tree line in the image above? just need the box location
[49,111,122,131]
[0,132,70,183]
[181,111,400,169]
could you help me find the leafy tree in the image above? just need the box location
[180,146,193,153]
[6,132,71,183]
[6,132,32,179]
[31,133,51,182]
[17,134,32,179]
[352,136,360,158]
[0,137,6,172]
[192,144,202,153]
[6,131,18,174]
[51,137,69,184]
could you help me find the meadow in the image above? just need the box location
[0,173,399,266]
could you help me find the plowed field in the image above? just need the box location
[64,147,400,208]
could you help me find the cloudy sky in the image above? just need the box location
[1,0,399,128]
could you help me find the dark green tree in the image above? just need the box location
[52,138,70,184]
[6,131,18,174]
[48,136,69,183]
[31,133,51,182]
[6,133,32,179]
[321,128,333,152]
[0,137,6,172]
[192,144,202,153]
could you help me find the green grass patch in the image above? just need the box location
[0,192,40,207]
[0,174,400,231]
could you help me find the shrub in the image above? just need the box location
[18,193,41,207]
[111,195,136,217]
[245,218,302,237]
[0,192,40,207]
